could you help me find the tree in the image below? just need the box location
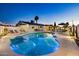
[72,24,75,36]
[54,22,56,26]
[34,16,39,24]
[58,22,69,32]
[65,22,69,27]
[31,20,34,23]
[63,22,69,28]
[54,22,56,31]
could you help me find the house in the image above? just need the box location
[43,24,54,32]
[16,21,44,32]
[15,21,54,32]
[0,24,15,35]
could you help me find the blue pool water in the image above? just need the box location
[10,32,60,56]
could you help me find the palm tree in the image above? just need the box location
[34,16,39,24]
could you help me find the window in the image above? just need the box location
[32,26,34,29]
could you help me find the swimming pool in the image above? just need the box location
[10,32,60,56]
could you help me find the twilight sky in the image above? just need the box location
[0,3,79,25]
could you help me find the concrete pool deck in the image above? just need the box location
[0,33,79,56]
[48,33,79,56]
